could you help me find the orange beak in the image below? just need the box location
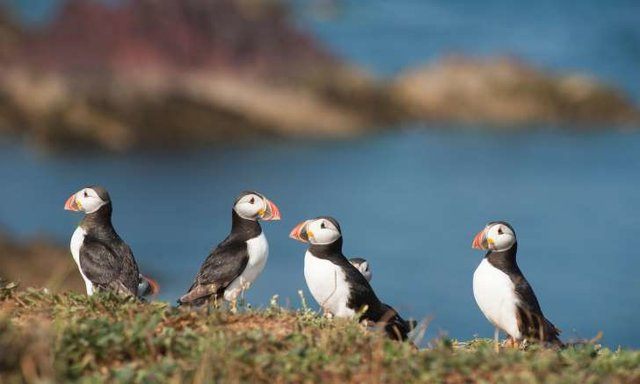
[472,228,489,250]
[64,194,80,211]
[260,198,281,221]
[142,275,160,296]
[289,220,311,243]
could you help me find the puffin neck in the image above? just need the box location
[80,203,116,236]
[486,242,519,270]
[309,237,344,259]
[230,209,262,240]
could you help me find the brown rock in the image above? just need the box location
[393,56,639,125]
[0,231,84,293]
[0,0,398,151]
[18,0,336,75]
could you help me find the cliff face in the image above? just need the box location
[10,0,336,75]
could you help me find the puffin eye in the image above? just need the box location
[320,221,326,229]
[497,227,504,235]
[83,191,88,198]
[249,197,255,204]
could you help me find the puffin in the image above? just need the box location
[179,191,280,309]
[290,217,410,341]
[64,186,140,297]
[137,274,160,298]
[471,221,562,347]
[349,257,372,282]
[349,257,416,331]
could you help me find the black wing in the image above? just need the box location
[179,240,249,305]
[339,258,382,312]
[514,277,562,345]
[378,302,412,341]
[79,238,139,296]
[337,257,410,341]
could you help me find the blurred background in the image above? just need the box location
[1,0,639,347]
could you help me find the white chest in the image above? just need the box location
[70,226,94,295]
[223,233,269,301]
[304,251,355,318]
[473,258,521,339]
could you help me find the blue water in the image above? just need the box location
[2,127,640,347]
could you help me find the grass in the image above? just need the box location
[1,281,639,383]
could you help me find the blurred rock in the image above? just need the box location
[0,231,84,293]
[0,68,395,151]
[0,8,21,63]
[17,0,335,74]
[393,56,639,125]
[0,0,399,151]
[0,3,638,152]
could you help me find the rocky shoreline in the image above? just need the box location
[393,56,639,126]
[0,1,638,152]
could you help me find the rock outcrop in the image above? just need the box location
[0,2,638,152]
[0,0,400,151]
[0,68,396,151]
[393,56,638,125]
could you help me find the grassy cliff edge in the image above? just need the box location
[1,282,638,383]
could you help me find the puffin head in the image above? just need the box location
[64,186,111,214]
[233,191,281,221]
[138,274,160,298]
[349,257,372,282]
[289,216,341,245]
[472,221,517,252]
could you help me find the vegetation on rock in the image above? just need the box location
[0,282,639,383]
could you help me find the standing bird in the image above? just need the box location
[349,257,372,282]
[290,217,410,341]
[64,186,140,297]
[179,191,280,310]
[471,221,562,348]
